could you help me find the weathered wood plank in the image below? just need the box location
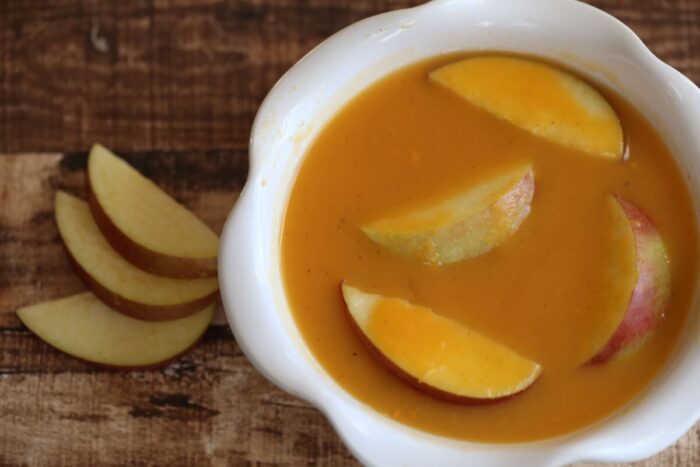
[0,328,357,466]
[0,0,697,153]
[0,0,699,466]
[0,0,426,153]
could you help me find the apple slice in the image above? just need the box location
[341,283,542,403]
[87,144,218,278]
[589,196,671,363]
[55,191,219,321]
[430,56,624,158]
[17,292,214,368]
[362,164,534,264]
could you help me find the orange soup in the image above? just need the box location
[281,54,699,442]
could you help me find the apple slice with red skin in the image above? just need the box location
[17,292,214,369]
[589,196,671,363]
[55,191,219,321]
[362,163,534,265]
[87,144,219,278]
[341,283,542,403]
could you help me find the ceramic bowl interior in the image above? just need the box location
[219,0,700,465]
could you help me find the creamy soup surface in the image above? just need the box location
[281,54,698,442]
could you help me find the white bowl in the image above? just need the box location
[219,0,700,465]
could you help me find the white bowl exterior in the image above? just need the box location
[219,0,700,465]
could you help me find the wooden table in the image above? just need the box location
[1,1,698,465]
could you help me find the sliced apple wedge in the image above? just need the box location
[588,196,671,363]
[55,191,219,320]
[430,56,624,158]
[87,144,219,278]
[17,292,214,368]
[362,164,534,264]
[341,284,542,403]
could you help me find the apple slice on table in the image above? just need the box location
[55,191,219,321]
[87,144,219,278]
[430,56,624,159]
[363,163,534,265]
[17,292,214,368]
[341,284,542,403]
[588,195,671,364]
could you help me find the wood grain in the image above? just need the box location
[0,0,698,465]
[0,0,426,153]
[1,0,695,154]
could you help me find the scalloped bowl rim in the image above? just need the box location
[219,0,700,465]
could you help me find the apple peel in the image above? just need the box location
[589,196,671,363]
[55,191,219,321]
[362,164,534,265]
[87,144,219,278]
[342,283,542,403]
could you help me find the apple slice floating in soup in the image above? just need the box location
[587,195,671,364]
[429,56,624,159]
[341,283,542,403]
[362,163,534,265]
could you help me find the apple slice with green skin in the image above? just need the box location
[17,292,214,368]
[341,283,542,403]
[429,56,624,159]
[589,196,671,363]
[55,191,219,321]
[87,143,218,278]
[362,163,534,265]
